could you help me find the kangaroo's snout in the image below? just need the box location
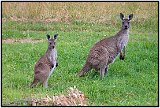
[122,20,130,30]
[48,39,56,49]
[125,25,128,29]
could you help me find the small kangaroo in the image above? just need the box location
[77,13,133,79]
[31,34,58,88]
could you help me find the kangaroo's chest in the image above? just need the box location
[117,34,129,52]
[120,33,129,45]
[49,49,57,65]
[48,49,57,76]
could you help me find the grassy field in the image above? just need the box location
[2,2,158,106]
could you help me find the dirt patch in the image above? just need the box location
[2,38,45,44]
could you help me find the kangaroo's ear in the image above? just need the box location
[53,34,58,40]
[47,34,50,40]
[120,13,124,20]
[128,14,133,21]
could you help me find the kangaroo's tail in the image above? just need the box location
[30,78,39,88]
[77,63,91,77]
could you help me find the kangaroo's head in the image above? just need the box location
[120,13,133,30]
[47,34,58,49]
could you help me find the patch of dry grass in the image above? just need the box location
[2,38,44,44]
[2,2,158,24]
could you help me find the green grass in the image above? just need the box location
[2,19,158,106]
[2,2,158,105]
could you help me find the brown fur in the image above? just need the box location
[31,34,58,88]
[77,13,133,79]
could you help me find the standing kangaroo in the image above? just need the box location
[77,13,133,79]
[31,34,58,88]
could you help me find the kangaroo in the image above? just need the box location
[30,34,58,88]
[77,13,133,79]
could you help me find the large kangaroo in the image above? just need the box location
[31,34,58,88]
[77,13,133,79]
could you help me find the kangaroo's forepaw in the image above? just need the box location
[120,55,125,60]
[56,63,58,67]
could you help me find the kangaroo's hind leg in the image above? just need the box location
[105,66,108,75]
[43,78,49,88]
[100,67,105,80]
[100,64,107,80]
